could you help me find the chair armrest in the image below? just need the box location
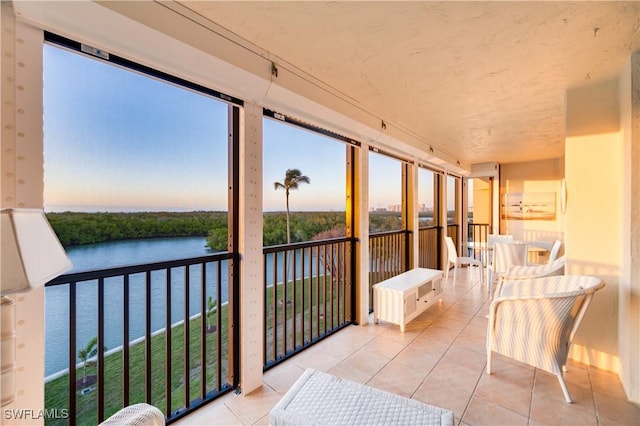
[497,275,603,299]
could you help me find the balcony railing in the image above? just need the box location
[45,253,236,425]
[446,223,459,244]
[263,237,355,369]
[368,230,411,311]
[467,223,489,258]
[44,228,448,423]
[418,226,441,269]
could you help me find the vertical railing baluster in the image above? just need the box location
[315,245,321,338]
[368,238,371,307]
[327,244,336,330]
[282,250,287,357]
[263,255,268,366]
[380,235,384,278]
[398,232,403,272]
[300,248,306,345]
[421,230,424,266]
[397,233,401,273]
[381,236,386,280]
[371,236,376,284]
[322,245,329,334]
[307,247,313,342]
[183,265,190,409]
[145,271,152,404]
[97,277,105,423]
[323,245,327,333]
[419,229,423,266]
[392,233,396,274]
[340,241,344,324]
[123,274,130,407]
[216,261,222,391]
[68,282,77,426]
[200,262,207,400]
[337,242,342,325]
[391,234,395,276]
[271,253,277,362]
[165,268,172,416]
[390,234,394,276]
[383,235,387,280]
[292,248,297,351]
[382,235,387,280]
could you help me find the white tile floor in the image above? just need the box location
[176,268,639,425]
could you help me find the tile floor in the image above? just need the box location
[176,268,639,425]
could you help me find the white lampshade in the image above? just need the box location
[1,208,72,294]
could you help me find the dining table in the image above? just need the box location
[464,240,550,267]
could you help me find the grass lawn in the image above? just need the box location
[45,305,230,426]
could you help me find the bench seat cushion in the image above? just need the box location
[269,368,453,426]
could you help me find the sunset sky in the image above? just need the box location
[43,43,445,213]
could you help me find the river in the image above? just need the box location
[44,236,315,378]
[45,236,219,378]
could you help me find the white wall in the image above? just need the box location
[500,159,565,262]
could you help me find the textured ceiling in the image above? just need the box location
[180,1,640,165]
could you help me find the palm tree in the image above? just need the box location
[78,336,99,385]
[274,168,310,244]
[206,295,218,333]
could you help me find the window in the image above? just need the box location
[43,41,232,263]
[369,150,404,233]
[262,114,348,245]
[418,166,439,227]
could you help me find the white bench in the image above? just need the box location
[269,368,453,426]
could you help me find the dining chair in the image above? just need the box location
[485,234,513,272]
[487,241,528,298]
[488,234,514,245]
[528,239,562,265]
[444,236,483,285]
[548,239,562,263]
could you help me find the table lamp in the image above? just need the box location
[1,208,73,406]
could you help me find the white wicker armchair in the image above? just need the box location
[487,275,605,403]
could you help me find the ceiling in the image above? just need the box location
[179,1,640,166]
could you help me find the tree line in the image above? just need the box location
[46,211,226,247]
[47,211,406,250]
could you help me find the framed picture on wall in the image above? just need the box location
[501,192,556,220]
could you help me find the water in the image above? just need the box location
[44,237,319,377]
[44,237,215,377]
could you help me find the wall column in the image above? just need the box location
[410,162,420,268]
[238,101,264,394]
[1,5,46,423]
[619,53,640,403]
[439,173,448,271]
[353,143,370,325]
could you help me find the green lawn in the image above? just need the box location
[45,305,230,426]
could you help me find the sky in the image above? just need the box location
[43,43,443,213]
